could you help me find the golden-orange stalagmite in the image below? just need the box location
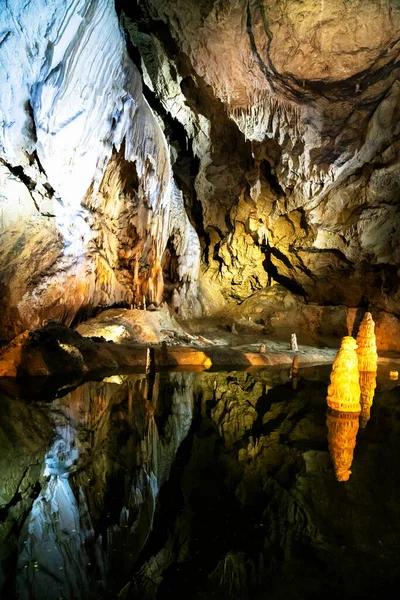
[356,312,378,372]
[326,408,359,482]
[359,370,377,428]
[326,336,361,413]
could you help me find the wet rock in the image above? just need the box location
[0,323,120,377]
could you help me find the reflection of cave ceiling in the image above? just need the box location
[0,0,400,340]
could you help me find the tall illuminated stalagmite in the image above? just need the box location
[326,336,361,413]
[359,371,377,428]
[356,312,378,372]
[326,408,360,481]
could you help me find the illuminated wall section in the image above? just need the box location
[0,0,200,340]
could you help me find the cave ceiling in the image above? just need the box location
[122,0,400,308]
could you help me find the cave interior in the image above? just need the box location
[1,0,400,598]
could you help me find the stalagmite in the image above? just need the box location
[356,312,378,372]
[291,333,298,352]
[326,336,361,413]
[359,371,377,428]
[326,408,360,482]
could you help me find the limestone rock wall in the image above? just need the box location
[1,0,399,339]
[124,0,400,313]
[0,0,201,341]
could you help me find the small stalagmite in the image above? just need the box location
[326,336,361,413]
[359,370,377,428]
[326,408,359,482]
[291,333,298,352]
[356,312,378,372]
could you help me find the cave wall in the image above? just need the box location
[122,0,400,314]
[0,0,201,342]
[1,0,400,342]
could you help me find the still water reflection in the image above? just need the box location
[0,365,399,599]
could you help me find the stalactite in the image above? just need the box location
[228,90,303,145]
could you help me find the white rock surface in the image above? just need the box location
[0,0,200,340]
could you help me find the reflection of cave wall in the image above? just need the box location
[131,369,400,600]
[0,372,194,599]
[2,369,400,598]
[121,0,400,315]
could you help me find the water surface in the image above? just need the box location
[0,364,399,599]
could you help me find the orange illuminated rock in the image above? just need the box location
[326,336,361,413]
[326,408,359,482]
[359,371,377,428]
[356,312,378,372]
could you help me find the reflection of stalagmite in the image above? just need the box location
[326,336,361,413]
[326,408,359,481]
[356,312,378,372]
[146,347,156,377]
[359,371,377,428]
[290,355,299,390]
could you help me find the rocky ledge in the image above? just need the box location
[0,309,338,379]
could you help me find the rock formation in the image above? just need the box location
[1,0,400,344]
[0,0,200,342]
[326,337,361,413]
[356,312,378,372]
[326,408,360,482]
[120,0,400,337]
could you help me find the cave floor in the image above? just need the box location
[3,306,400,379]
[1,364,400,599]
